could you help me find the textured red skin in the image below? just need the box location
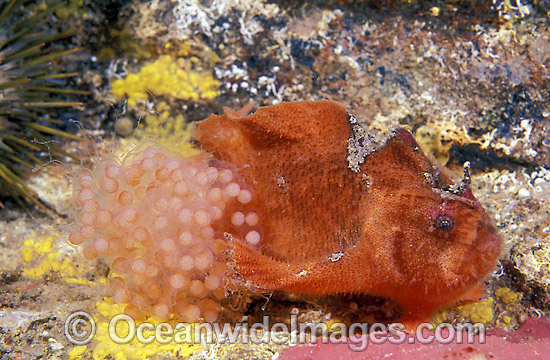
[196,100,502,328]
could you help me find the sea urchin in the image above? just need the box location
[0,0,85,210]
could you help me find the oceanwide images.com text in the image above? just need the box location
[65,311,486,351]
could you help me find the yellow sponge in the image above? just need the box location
[112,55,220,106]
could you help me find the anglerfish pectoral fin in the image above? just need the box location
[231,240,307,292]
[231,239,359,294]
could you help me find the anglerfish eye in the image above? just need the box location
[434,214,454,231]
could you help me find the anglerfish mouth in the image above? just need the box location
[453,216,501,282]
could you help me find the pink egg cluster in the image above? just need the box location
[69,146,262,322]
